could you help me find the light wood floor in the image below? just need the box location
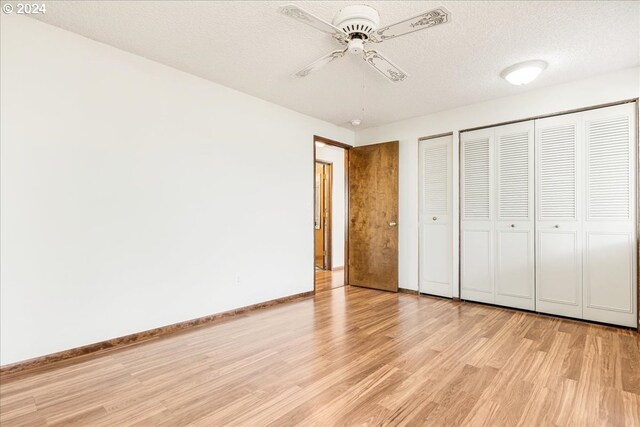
[1,286,639,426]
[315,267,344,293]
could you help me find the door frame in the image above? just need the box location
[417,132,454,297]
[315,160,333,270]
[314,136,353,293]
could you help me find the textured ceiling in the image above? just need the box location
[26,1,640,129]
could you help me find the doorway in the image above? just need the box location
[314,137,349,293]
[315,161,332,270]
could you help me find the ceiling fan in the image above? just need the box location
[278,4,450,83]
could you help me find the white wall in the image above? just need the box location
[356,67,640,295]
[316,145,345,269]
[0,15,353,366]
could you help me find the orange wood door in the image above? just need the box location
[314,163,326,269]
[348,141,399,291]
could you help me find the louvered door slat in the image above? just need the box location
[498,132,529,219]
[587,116,630,220]
[422,144,448,215]
[463,138,490,220]
[538,124,577,220]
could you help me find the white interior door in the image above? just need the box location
[494,121,535,310]
[459,102,636,327]
[535,112,583,319]
[419,135,453,297]
[535,103,637,327]
[581,103,637,327]
[461,129,494,304]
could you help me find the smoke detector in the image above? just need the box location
[350,119,362,127]
[332,5,380,40]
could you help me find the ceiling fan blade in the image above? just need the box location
[363,50,409,83]
[375,7,450,41]
[295,50,345,78]
[278,4,347,38]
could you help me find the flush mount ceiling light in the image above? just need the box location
[500,60,548,86]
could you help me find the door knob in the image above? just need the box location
[554,224,560,228]
[389,221,397,227]
[432,216,437,221]
[510,224,515,228]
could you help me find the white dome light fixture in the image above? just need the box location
[500,60,548,86]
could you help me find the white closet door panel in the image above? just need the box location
[420,224,451,296]
[494,121,535,310]
[461,229,493,303]
[535,112,583,318]
[581,103,636,327]
[583,232,635,326]
[536,228,582,318]
[419,136,453,297]
[461,129,494,303]
[495,230,534,309]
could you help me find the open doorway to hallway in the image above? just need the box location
[314,137,347,292]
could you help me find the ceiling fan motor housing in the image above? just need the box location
[332,5,380,41]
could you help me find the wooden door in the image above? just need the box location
[348,141,399,292]
[315,163,326,269]
[419,135,453,297]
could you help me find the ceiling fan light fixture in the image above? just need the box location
[348,38,364,55]
[332,5,380,39]
[501,60,548,85]
[280,4,450,83]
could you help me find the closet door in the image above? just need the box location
[582,103,637,327]
[419,135,453,297]
[494,122,535,310]
[461,129,494,304]
[535,112,583,319]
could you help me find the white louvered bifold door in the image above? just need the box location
[581,103,637,327]
[461,128,494,304]
[535,112,583,319]
[494,121,535,310]
[419,135,453,297]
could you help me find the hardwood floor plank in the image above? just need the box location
[1,286,638,426]
[315,268,344,293]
